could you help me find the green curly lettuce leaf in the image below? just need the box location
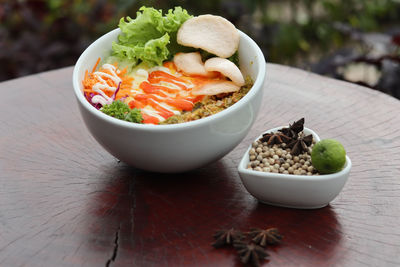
[101,100,143,123]
[112,6,192,67]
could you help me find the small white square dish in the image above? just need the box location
[238,127,351,209]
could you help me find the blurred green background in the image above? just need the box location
[1,0,400,98]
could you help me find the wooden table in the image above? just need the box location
[1,64,400,267]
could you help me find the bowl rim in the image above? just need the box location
[72,28,266,132]
[238,126,352,181]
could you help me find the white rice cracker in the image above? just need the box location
[191,80,240,96]
[177,15,239,58]
[204,57,245,86]
[173,52,210,76]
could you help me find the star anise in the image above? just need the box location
[259,132,292,146]
[212,228,244,248]
[279,118,305,139]
[233,241,269,267]
[249,228,283,247]
[287,133,313,155]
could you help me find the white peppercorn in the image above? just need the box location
[248,129,319,175]
[282,163,290,169]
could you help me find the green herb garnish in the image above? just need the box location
[101,100,143,123]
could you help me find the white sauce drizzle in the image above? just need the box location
[148,95,180,115]
[91,64,122,106]
[144,71,198,120]
[92,94,111,106]
[158,102,180,115]
[90,63,196,122]
[149,66,174,74]
[141,108,166,122]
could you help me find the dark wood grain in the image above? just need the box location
[1,64,400,266]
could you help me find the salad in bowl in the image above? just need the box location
[72,6,266,172]
[81,6,253,125]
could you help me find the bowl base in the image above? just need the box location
[258,200,329,210]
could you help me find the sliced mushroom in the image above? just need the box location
[173,52,211,76]
[191,80,240,96]
[177,15,239,58]
[204,57,245,86]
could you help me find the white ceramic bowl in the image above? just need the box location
[73,28,266,173]
[238,127,351,209]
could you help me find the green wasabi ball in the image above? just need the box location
[311,139,346,174]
